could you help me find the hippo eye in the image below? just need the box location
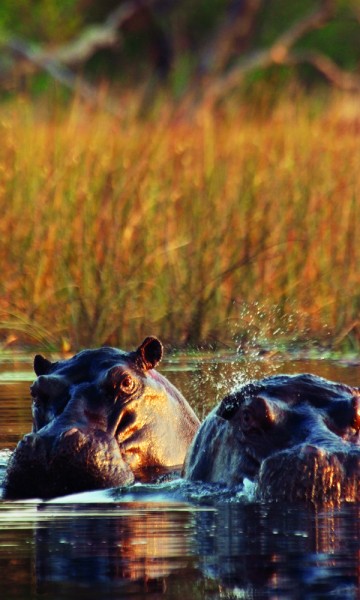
[30,385,48,404]
[104,367,138,398]
[117,373,137,395]
[240,408,254,431]
[31,393,49,406]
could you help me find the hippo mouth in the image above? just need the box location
[3,428,134,500]
[255,445,360,505]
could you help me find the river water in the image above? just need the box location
[0,350,359,599]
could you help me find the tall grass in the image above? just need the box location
[0,91,359,351]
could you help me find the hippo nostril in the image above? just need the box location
[62,427,80,438]
[59,428,87,446]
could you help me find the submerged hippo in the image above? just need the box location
[184,373,360,505]
[3,337,200,499]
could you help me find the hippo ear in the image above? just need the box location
[136,337,163,370]
[34,354,52,376]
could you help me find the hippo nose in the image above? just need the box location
[59,427,89,446]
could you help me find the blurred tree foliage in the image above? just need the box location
[0,0,81,42]
[0,0,359,96]
[258,0,360,65]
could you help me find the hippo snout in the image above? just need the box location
[3,427,134,500]
[256,444,360,504]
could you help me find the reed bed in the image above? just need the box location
[0,92,359,351]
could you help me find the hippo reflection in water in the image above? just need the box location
[3,337,200,499]
[184,373,360,505]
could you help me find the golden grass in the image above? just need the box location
[0,91,359,351]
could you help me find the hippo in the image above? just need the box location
[3,337,200,499]
[183,373,360,505]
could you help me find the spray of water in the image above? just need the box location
[177,301,333,417]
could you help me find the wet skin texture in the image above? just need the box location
[184,374,360,505]
[3,337,200,499]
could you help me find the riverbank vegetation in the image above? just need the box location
[0,89,359,352]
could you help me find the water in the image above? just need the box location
[0,351,359,599]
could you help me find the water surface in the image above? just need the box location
[0,351,359,599]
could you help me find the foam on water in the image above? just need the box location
[44,479,255,506]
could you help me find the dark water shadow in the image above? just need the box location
[1,495,360,599]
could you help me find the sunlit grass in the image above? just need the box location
[0,91,359,351]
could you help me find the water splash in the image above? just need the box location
[0,449,11,473]
[45,479,255,506]
[0,449,12,496]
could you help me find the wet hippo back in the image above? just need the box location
[184,373,360,505]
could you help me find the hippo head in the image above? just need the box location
[4,337,200,499]
[184,374,360,505]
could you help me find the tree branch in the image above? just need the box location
[287,50,360,92]
[198,0,263,75]
[4,0,163,69]
[203,0,359,101]
[1,0,358,105]
[0,0,169,113]
[268,0,335,63]
[4,37,122,116]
